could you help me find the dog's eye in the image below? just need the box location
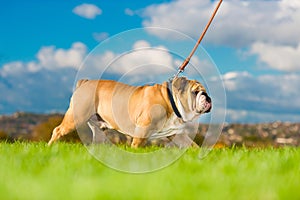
[193,91,199,96]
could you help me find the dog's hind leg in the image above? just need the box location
[48,98,95,145]
[48,107,76,145]
[48,79,97,145]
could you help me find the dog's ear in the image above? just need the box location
[76,79,89,89]
[172,76,188,92]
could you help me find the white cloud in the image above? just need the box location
[1,42,87,78]
[36,42,87,70]
[132,40,151,49]
[250,42,300,72]
[72,3,102,19]
[141,0,300,72]
[223,71,252,91]
[223,71,300,122]
[108,40,174,75]
[1,62,26,77]
[0,40,176,79]
[125,8,135,16]
[82,40,175,80]
[0,42,89,113]
[142,0,300,47]
[226,109,300,123]
[0,66,76,114]
[93,32,109,42]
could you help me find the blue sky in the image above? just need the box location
[0,0,158,64]
[1,0,300,123]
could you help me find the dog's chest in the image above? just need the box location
[149,114,187,139]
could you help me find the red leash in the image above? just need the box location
[174,0,223,78]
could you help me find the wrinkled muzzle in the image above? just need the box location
[196,92,212,113]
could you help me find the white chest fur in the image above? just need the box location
[149,113,188,139]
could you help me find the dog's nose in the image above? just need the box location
[202,92,212,113]
[202,92,211,103]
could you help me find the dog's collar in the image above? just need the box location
[167,80,182,119]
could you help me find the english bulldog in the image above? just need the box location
[48,77,212,148]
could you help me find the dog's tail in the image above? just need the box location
[75,79,89,89]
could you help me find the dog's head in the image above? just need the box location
[172,76,212,121]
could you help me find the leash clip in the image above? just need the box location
[173,69,184,79]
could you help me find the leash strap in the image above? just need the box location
[174,0,223,78]
[167,80,182,119]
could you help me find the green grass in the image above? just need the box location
[1,142,300,200]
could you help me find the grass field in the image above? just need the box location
[1,142,300,200]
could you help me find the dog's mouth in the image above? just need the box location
[195,92,212,114]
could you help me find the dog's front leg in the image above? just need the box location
[131,137,147,148]
[87,120,109,144]
[167,134,199,148]
[130,104,167,148]
[130,126,149,148]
